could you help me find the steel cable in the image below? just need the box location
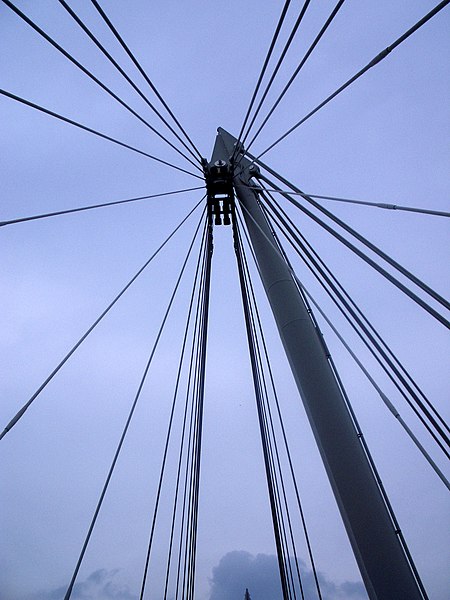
[0,187,204,227]
[0,199,204,442]
[2,0,202,172]
[89,0,203,162]
[255,170,450,326]
[234,0,293,157]
[57,0,202,167]
[63,206,206,600]
[0,88,202,179]
[255,0,450,159]
[245,0,344,152]
[256,186,450,436]
[259,188,450,457]
[138,216,208,600]
[237,208,324,599]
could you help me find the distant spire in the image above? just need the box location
[244,589,252,600]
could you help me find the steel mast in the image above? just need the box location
[206,127,424,600]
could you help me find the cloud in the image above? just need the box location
[16,555,366,600]
[208,551,367,600]
[24,569,136,600]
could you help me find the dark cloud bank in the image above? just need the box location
[21,552,366,600]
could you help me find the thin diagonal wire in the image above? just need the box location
[238,198,429,596]
[176,214,212,600]
[0,198,204,442]
[240,0,311,148]
[2,0,201,172]
[279,251,430,598]
[234,0,293,156]
[237,190,450,458]
[232,208,291,600]
[256,171,450,326]
[163,231,208,600]
[188,226,212,599]
[251,189,450,218]
[138,216,208,600]
[174,242,209,600]
[0,187,204,227]
[251,201,430,597]
[237,208,323,599]
[260,188,450,439]
[259,189,450,456]
[57,0,202,166]
[299,284,450,491]
[89,0,203,161]
[63,206,206,600]
[246,0,345,151]
[0,89,202,179]
[257,188,450,436]
[255,0,450,158]
[173,303,204,600]
[236,220,305,600]
[251,161,450,314]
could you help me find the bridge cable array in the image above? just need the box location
[253,182,450,460]
[253,0,450,159]
[1,0,202,174]
[63,206,207,599]
[89,0,203,163]
[0,187,205,228]
[0,199,204,442]
[243,0,345,154]
[2,1,449,598]
[236,210,324,599]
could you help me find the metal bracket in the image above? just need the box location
[203,157,233,226]
[202,128,262,225]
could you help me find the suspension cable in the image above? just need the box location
[177,210,213,600]
[232,208,291,600]
[0,198,204,442]
[236,191,450,459]
[0,187,204,227]
[236,209,323,598]
[172,236,210,599]
[298,284,450,491]
[163,227,210,599]
[258,189,450,455]
[56,0,202,167]
[245,193,449,492]
[89,0,203,162]
[138,218,209,600]
[240,0,311,149]
[255,0,450,158]
[234,0,293,155]
[63,206,206,600]
[0,88,202,179]
[253,165,450,313]
[245,0,345,152]
[255,170,450,326]
[236,217,316,600]
[258,188,450,436]
[1,0,201,172]
[252,189,450,218]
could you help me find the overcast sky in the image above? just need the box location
[1,1,449,599]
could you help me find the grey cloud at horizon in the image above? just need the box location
[20,569,135,600]
[16,553,367,600]
[208,551,367,600]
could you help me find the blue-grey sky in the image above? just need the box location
[1,1,449,599]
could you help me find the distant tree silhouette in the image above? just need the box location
[244,588,252,600]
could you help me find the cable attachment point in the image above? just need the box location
[204,158,234,226]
